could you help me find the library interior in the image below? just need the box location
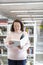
[0,0,43,65]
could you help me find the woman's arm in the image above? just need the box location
[22,39,30,50]
[17,32,31,50]
[4,32,20,51]
[17,39,30,50]
[4,32,13,48]
[22,32,31,50]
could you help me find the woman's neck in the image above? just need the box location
[15,30,22,34]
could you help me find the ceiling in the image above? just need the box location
[0,0,43,21]
[0,0,43,3]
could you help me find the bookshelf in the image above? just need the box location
[35,22,43,65]
[23,21,37,65]
[0,20,8,65]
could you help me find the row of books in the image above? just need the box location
[0,46,7,55]
[0,26,7,36]
[27,47,34,54]
[24,26,34,35]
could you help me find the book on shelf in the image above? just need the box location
[0,26,7,36]
[24,26,34,35]
[0,19,8,25]
[0,38,4,44]
[3,49,7,54]
[29,47,34,54]
[27,47,34,54]
[0,48,1,54]
[29,37,34,43]
[2,46,7,54]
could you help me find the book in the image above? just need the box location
[12,34,28,47]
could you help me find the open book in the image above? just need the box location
[12,34,28,47]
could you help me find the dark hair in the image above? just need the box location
[10,19,24,32]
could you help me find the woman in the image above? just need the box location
[5,19,30,65]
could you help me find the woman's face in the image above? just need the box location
[14,22,21,32]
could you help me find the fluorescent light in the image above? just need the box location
[17,15,30,17]
[22,21,36,22]
[22,18,31,20]
[10,10,43,13]
[33,18,43,19]
[0,3,22,5]
[0,2,43,6]
[22,17,35,21]
[10,11,28,13]
[22,17,43,20]
[17,15,43,17]
[27,10,43,12]
[22,18,32,20]
[32,15,43,17]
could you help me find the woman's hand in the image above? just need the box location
[17,46,23,49]
[9,41,13,45]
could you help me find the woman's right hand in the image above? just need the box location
[9,41,13,45]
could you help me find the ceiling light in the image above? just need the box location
[0,2,43,6]
[17,15,30,17]
[22,18,31,20]
[10,10,43,13]
[10,11,28,13]
[27,10,43,12]
[17,15,43,17]
[32,15,43,17]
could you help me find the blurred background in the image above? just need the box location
[0,0,43,65]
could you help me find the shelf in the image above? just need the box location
[24,24,35,26]
[28,54,34,57]
[0,35,7,38]
[28,35,34,37]
[27,58,34,62]
[0,35,7,36]
[37,42,43,45]
[1,54,7,57]
[35,52,43,54]
[0,24,7,27]
[0,44,5,46]
[30,45,34,47]
[35,61,43,65]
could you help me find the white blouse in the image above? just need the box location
[4,31,30,60]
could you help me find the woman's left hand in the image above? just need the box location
[17,46,23,49]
